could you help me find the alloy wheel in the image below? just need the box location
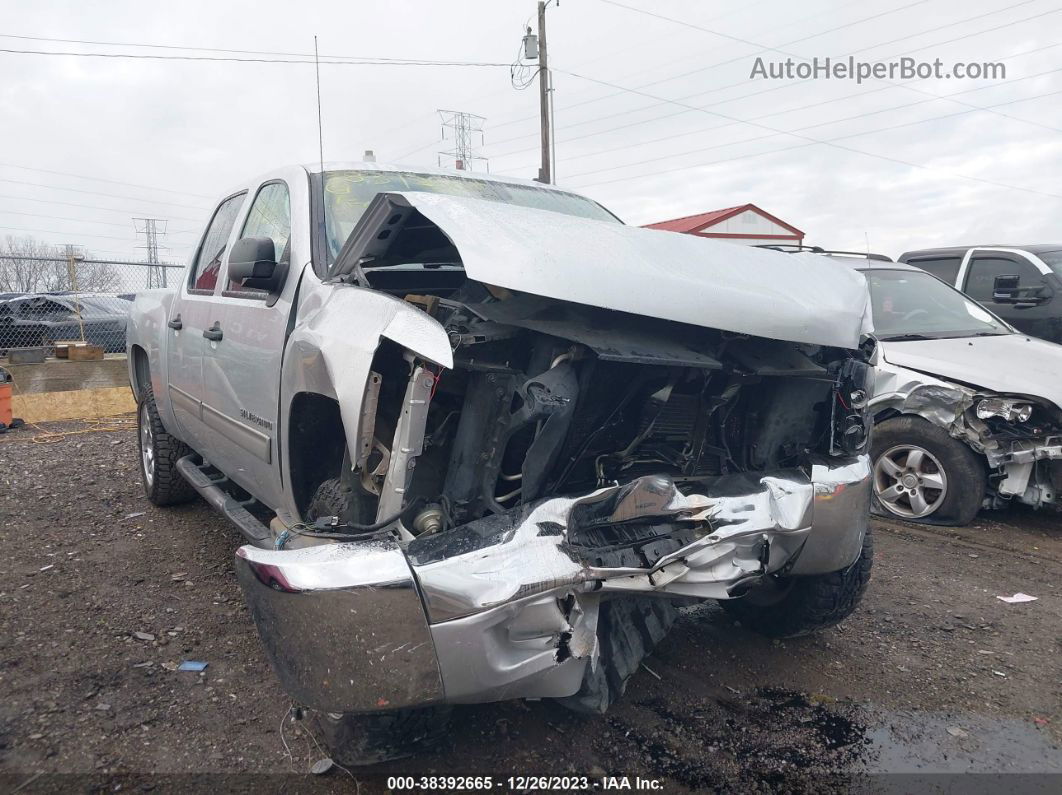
[873,444,947,519]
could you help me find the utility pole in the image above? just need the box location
[133,218,167,289]
[536,0,552,184]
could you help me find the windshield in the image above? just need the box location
[1035,249,1062,273]
[317,170,620,264]
[866,269,1011,340]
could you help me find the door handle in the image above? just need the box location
[203,322,223,342]
[167,315,183,330]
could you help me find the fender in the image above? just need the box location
[277,281,453,520]
[126,288,178,430]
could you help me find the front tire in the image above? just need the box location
[870,415,986,525]
[721,528,873,638]
[137,384,196,506]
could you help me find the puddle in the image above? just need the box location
[859,709,1062,774]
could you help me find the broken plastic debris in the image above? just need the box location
[310,758,334,776]
[39,565,54,572]
[996,593,1038,603]
[177,660,208,672]
[125,512,146,519]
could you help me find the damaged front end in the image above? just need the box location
[873,361,1062,509]
[235,191,875,716]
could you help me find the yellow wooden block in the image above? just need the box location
[11,386,137,423]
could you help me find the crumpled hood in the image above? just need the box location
[334,192,873,349]
[881,333,1062,407]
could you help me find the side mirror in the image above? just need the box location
[993,274,1050,307]
[228,236,280,291]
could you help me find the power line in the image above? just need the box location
[0,161,212,198]
[0,178,212,210]
[0,32,507,64]
[0,208,196,232]
[549,61,1062,178]
[570,89,1062,201]
[488,0,1054,156]
[536,0,934,125]
[557,69,1062,201]
[0,193,204,222]
[0,46,509,67]
[565,80,1062,182]
[0,224,149,242]
[488,0,870,133]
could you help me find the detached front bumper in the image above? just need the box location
[235,454,870,713]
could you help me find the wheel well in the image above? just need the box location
[288,392,347,517]
[872,407,901,425]
[131,345,150,397]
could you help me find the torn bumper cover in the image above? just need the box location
[234,454,870,713]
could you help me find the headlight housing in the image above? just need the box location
[976,397,1034,423]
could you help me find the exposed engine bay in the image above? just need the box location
[346,273,872,540]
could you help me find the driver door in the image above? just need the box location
[961,251,1058,342]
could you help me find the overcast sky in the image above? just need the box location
[1,0,1059,265]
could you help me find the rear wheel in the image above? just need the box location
[871,415,986,525]
[305,476,448,765]
[138,384,196,506]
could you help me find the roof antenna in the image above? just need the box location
[314,35,328,269]
[864,231,871,256]
[314,35,325,174]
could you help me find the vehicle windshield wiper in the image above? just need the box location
[878,333,935,341]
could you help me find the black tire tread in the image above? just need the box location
[722,527,874,638]
[139,384,196,506]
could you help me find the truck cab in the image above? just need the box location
[899,245,1062,345]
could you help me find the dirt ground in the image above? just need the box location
[1,418,1061,793]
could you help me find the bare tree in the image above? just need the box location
[0,236,120,293]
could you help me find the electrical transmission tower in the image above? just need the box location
[437,110,487,172]
[133,218,169,288]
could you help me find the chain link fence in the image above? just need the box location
[1,250,182,358]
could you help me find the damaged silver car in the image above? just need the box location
[826,255,1062,524]
[126,163,875,763]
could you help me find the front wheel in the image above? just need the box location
[870,415,986,525]
[138,384,196,506]
[721,528,873,638]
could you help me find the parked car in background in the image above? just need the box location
[899,245,1062,345]
[127,162,877,764]
[762,246,1062,526]
[0,293,132,354]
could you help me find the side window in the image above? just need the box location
[227,181,291,295]
[910,257,962,284]
[965,257,1044,301]
[189,193,246,293]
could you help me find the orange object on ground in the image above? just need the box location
[0,382,12,426]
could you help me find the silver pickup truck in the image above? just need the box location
[127,162,875,763]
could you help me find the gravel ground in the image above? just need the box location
[1,418,1061,792]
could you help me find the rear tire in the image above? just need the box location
[871,415,986,525]
[306,475,447,764]
[138,384,196,506]
[721,527,873,638]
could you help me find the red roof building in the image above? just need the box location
[644,203,804,246]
